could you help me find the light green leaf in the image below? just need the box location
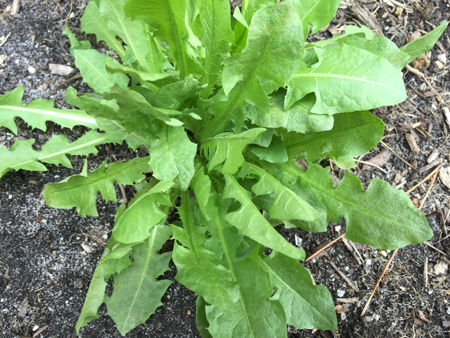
[0,130,115,178]
[238,162,321,222]
[171,191,239,313]
[43,156,150,217]
[196,297,213,338]
[200,1,303,141]
[201,128,265,174]
[80,0,126,58]
[73,49,130,93]
[400,22,448,67]
[286,44,407,114]
[246,91,334,133]
[0,86,98,134]
[284,110,384,168]
[250,136,288,164]
[292,0,341,40]
[150,126,197,190]
[63,25,91,54]
[112,179,174,243]
[280,162,433,250]
[261,251,337,329]
[125,0,203,78]
[106,225,173,335]
[190,164,217,221]
[223,174,305,260]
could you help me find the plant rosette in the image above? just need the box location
[0,0,446,336]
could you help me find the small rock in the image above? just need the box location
[81,243,93,253]
[49,63,73,76]
[28,66,36,74]
[366,259,372,265]
[32,325,39,332]
[443,320,450,328]
[433,261,448,276]
[365,316,374,322]
[380,250,387,257]
[294,235,302,247]
[440,167,450,190]
[73,278,83,289]
[18,297,29,317]
[437,54,447,64]
[334,226,341,232]
[337,290,345,297]
[0,55,6,65]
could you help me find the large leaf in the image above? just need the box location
[246,91,334,133]
[106,225,173,335]
[261,251,337,329]
[0,130,115,178]
[0,86,98,134]
[124,0,203,78]
[284,110,384,168]
[223,174,305,260]
[149,126,197,190]
[400,22,448,67]
[286,44,407,114]
[112,179,174,243]
[43,156,150,217]
[293,0,341,40]
[200,1,303,141]
[238,162,321,222]
[201,128,265,174]
[280,162,433,250]
[171,191,238,313]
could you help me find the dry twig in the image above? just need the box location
[305,233,346,262]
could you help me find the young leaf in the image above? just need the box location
[201,128,265,174]
[400,22,448,67]
[280,162,433,250]
[105,225,173,335]
[200,1,303,141]
[112,179,174,243]
[149,126,197,190]
[223,174,306,260]
[284,110,384,168]
[0,130,115,178]
[0,86,98,134]
[261,251,337,330]
[43,156,150,217]
[286,44,407,113]
[171,191,239,313]
[292,0,341,40]
[238,162,321,222]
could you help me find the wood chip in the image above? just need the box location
[362,150,391,171]
[418,158,443,174]
[443,107,450,129]
[11,0,20,15]
[335,304,349,313]
[342,238,364,264]
[440,167,450,190]
[336,297,360,303]
[351,0,382,34]
[405,133,420,154]
[417,309,430,323]
[49,64,74,76]
[33,325,49,337]
[427,149,439,164]
[18,297,28,317]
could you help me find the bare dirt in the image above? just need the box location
[0,1,449,338]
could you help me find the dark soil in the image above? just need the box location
[0,1,449,338]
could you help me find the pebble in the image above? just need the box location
[334,226,341,232]
[28,66,36,74]
[366,259,372,265]
[32,325,39,331]
[365,316,374,322]
[337,290,345,297]
[437,54,446,64]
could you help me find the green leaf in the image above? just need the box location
[261,251,337,329]
[292,0,341,40]
[250,136,288,164]
[246,91,334,133]
[400,22,448,67]
[125,0,203,78]
[80,0,126,59]
[190,164,217,221]
[112,179,174,243]
[196,297,213,338]
[0,86,98,134]
[149,126,197,190]
[200,1,303,141]
[43,156,150,217]
[284,110,384,168]
[106,225,173,335]
[0,130,115,178]
[223,174,306,260]
[280,162,433,250]
[63,25,91,54]
[73,49,130,93]
[238,162,321,222]
[205,246,287,338]
[171,191,239,313]
[286,44,407,114]
[201,128,265,174]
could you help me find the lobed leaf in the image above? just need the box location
[43,156,150,217]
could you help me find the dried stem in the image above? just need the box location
[304,233,346,262]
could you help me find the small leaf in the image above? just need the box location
[280,162,433,250]
[0,86,98,134]
[400,22,448,67]
[106,225,173,335]
[261,251,337,329]
[43,156,150,217]
[286,44,407,114]
[223,174,305,260]
[150,126,197,190]
[202,128,265,174]
[284,110,384,168]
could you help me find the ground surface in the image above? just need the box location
[0,0,449,337]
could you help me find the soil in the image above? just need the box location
[0,1,449,338]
